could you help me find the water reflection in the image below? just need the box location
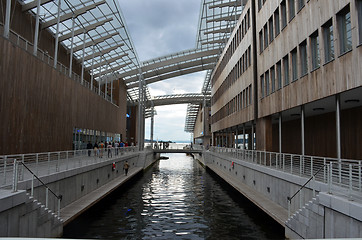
[64,154,284,239]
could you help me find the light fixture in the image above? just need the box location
[313,107,325,111]
[345,99,360,103]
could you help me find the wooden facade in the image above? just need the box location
[210,0,362,160]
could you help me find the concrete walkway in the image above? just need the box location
[61,166,143,225]
[207,164,288,227]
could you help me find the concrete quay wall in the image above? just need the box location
[0,151,158,238]
[204,150,362,239]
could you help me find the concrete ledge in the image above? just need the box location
[319,192,362,222]
[60,167,143,225]
[207,164,288,226]
[0,190,27,212]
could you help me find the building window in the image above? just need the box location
[258,0,263,11]
[265,70,270,96]
[338,5,352,54]
[269,17,274,43]
[323,19,334,63]
[248,46,251,66]
[300,40,308,76]
[291,48,298,81]
[281,1,287,29]
[357,0,362,44]
[264,24,269,49]
[310,31,320,70]
[283,55,289,86]
[288,0,295,21]
[249,85,252,105]
[259,30,264,53]
[271,66,276,93]
[275,8,280,36]
[297,0,305,11]
[260,75,265,98]
[277,61,282,90]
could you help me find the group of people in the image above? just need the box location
[86,141,131,158]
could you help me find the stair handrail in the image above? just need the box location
[12,160,62,217]
[287,164,326,217]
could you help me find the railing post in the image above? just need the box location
[311,157,314,177]
[349,164,352,199]
[66,151,69,170]
[47,152,50,175]
[21,155,25,181]
[3,156,7,186]
[36,153,39,175]
[299,155,302,176]
[45,188,49,209]
[56,152,60,172]
[359,161,361,192]
[58,198,61,217]
[31,174,34,197]
[264,151,266,166]
[328,163,332,194]
[12,159,18,192]
[290,154,293,174]
[323,158,326,183]
[313,175,316,197]
[283,154,285,172]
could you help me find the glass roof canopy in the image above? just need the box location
[21,0,146,102]
[184,0,245,133]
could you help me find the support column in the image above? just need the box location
[137,68,144,151]
[279,113,282,153]
[90,45,95,90]
[235,128,239,148]
[69,16,75,77]
[111,80,113,103]
[243,124,246,150]
[53,0,61,68]
[301,106,305,156]
[80,30,86,85]
[3,0,11,38]
[33,0,41,56]
[336,94,341,161]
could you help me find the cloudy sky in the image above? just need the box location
[118,0,206,142]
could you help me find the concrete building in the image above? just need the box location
[211,0,362,160]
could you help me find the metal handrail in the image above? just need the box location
[13,160,62,217]
[287,164,326,217]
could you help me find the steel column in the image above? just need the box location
[33,0,41,56]
[90,45,95,90]
[69,15,75,77]
[336,94,341,161]
[3,0,11,38]
[80,31,86,85]
[53,0,61,68]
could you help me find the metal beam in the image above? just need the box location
[83,44,122,61]
[204,27,234,35]
[209,0,242,9]
[206,14,241,23]
[22,0,52,12]
[72,32,118,52]
[42,1,106,29]
[87,53,128,71]
[58,18,112,42]
[93,61,131,78]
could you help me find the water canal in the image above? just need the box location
[63,153,284,239]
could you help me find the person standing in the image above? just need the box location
[123,161,129,176]
[99,141,104,158]
[93,142,99,157]
[87,141,93,156]
[107,142,113,158]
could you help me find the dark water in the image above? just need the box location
[63,154,284,239]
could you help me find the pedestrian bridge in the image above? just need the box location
[153,149,203,154]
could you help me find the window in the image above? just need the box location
[323,19,334,62]
[265,70,270,96]
[271,66,276,93]
[300,40,308,76]
[275,8,280,36]
[288,0,295,21]
[277,61,282,90]
[264,24,269,49]
[259,30,264,53]
[338,5,352,54]
[291,48,298,81]
[310,31,320,69]
[260,75,265,98]
[258,0,263,11]
[283,55,289,86]
[248,46,251,66]
[281,1,287,29]
[297,0,305,11]
[269,17,274,43]
[249,85,252,105]
[357,0,362,44]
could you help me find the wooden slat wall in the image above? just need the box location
[0,37,126,155]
